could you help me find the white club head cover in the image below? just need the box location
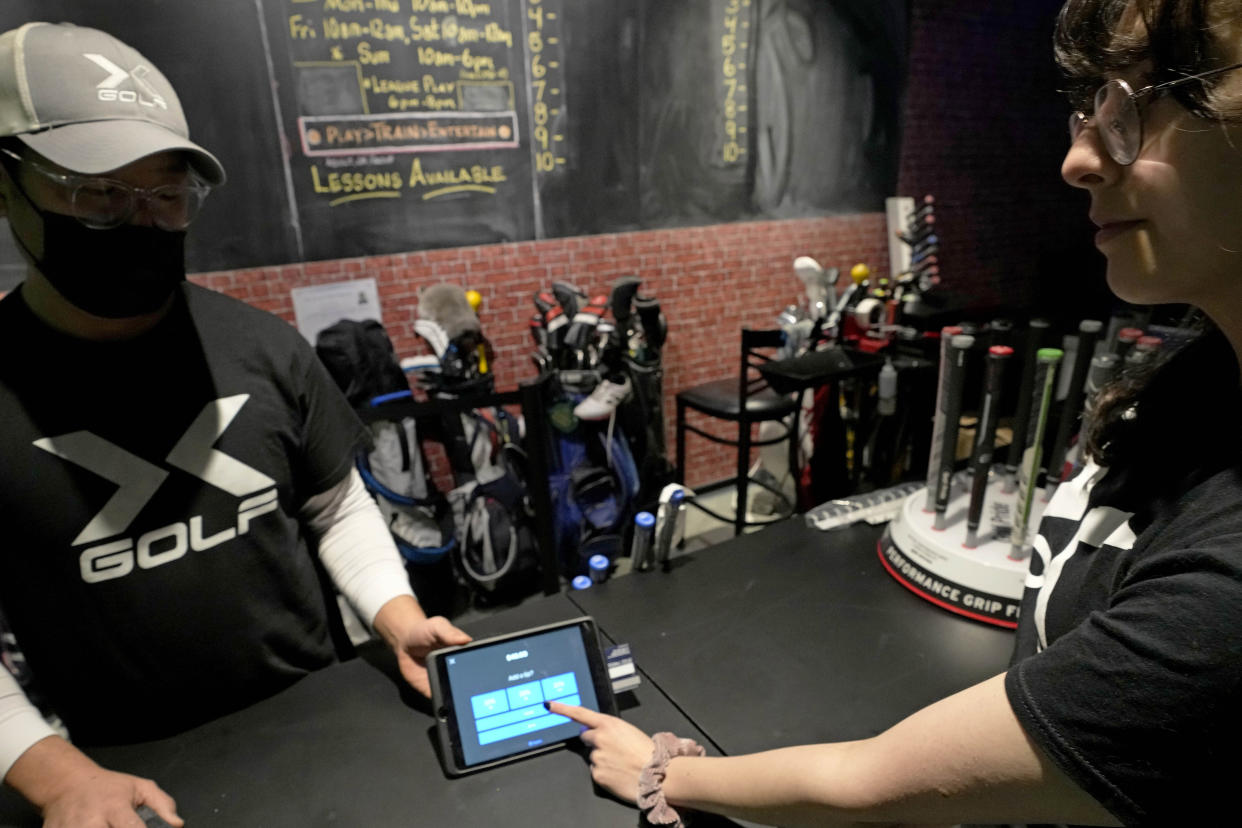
[413,319,450,359]
[794,256,831,320]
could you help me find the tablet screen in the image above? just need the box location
[435,619,610,771]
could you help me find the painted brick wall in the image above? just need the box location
[895,0,1110,321]
[192,215,888,489]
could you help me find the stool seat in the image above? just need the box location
[678,378,798,421]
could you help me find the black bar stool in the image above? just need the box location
[675,328,799,536]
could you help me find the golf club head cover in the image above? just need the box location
[412,319,450,359]
[551,281,584,318]
[609,276,642,330]
[533,290,558,315]
[565,294,609,350]
[418,284,481,341]
[634,295,667,350]
[544,305,569,356]
[794,256,830,321]
[529,312,547,348]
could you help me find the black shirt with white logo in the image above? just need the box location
[1007,438,1242,826]
[0,283,366,744]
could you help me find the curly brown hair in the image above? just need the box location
[1056,0,1242,470]
[1055,0,1242,118]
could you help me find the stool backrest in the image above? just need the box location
[739,328,787,401]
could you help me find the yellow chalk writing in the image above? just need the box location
[323,17,408,42]
[408,17,440,41]
[311,165,405,195]
[329,191,401,207]
[720,0,750,164]
[416,47,495,72]
[455,0,491,18]
[366,76,421,94]
[357,42,391,64]
[422,184,494,199]
[408,158,506,188]
[290,15,316,39]
[324,0,401,12]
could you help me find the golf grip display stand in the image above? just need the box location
[880,472,1042,629]
[877,335,1068,629]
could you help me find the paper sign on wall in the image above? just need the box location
[291,278,381,344]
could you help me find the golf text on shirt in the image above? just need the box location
[32,395,279,584]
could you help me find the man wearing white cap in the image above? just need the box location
[0,22,469,827]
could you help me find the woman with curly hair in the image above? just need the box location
[553,2,1242,825]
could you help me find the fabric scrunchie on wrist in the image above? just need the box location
[638,731,706,827]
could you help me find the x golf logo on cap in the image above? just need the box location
[84,53,168,110]
[0,22,226,183]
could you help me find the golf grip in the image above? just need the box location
[1010,348,1064,561]
[1044,319,1104,494]
[964,345,1014,547]
[1061,352,1121,474]
[924,326,964,510]
[933,334,975,530]
[1005,319,1052,484]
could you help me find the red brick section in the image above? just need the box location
[191,215,888,489]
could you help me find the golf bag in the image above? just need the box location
[526,277,666,574]
[441,406,542,605]
[610,285,674,512]
[545,382,642,577]
[315,319,456,576]
[616,353,675,512]
[413,285,543,605]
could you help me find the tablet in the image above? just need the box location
[428,616,618,776]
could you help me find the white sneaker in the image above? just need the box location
[574,376,631,420]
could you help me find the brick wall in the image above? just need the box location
[193,215,888,489]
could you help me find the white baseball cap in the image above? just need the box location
[0,22,225,184]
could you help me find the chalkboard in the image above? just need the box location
[0,0,906,288]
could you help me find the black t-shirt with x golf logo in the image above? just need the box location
[0,282,366,745]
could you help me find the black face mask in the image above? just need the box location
[5,168,187,319]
